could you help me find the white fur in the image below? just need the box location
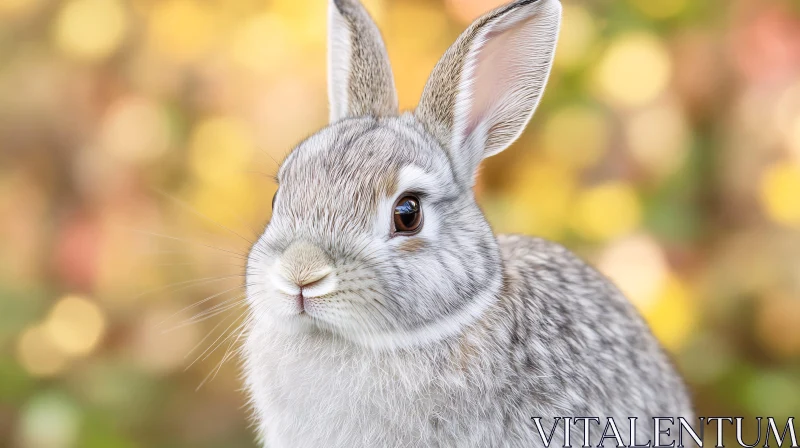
[328,2,352,122]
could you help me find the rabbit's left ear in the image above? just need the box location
[328,0,398,122]
[416,0,561,186]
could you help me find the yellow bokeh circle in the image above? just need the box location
[594,32,672,108]
[642,275,697,352]
[555,4,597,70]
[16,325,68,377]
[760,162,800,227]
[189,116,255,186]
[540,104,609,169]
[570,181,642,241]
[53,0,127,61]
[148,0,217,61]
[44,295,107,357]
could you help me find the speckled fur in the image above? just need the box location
[243,1,693,446]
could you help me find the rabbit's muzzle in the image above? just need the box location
[270,240,338,313]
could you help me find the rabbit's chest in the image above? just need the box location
[246,331,454,447]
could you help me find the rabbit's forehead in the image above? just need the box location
[271,120,457,235]
[286,127,406,181]
[280,121,454,198]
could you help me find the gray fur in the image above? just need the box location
[328,0,398,121]
[244,1,693,447]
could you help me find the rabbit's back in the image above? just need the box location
[487,234,693,427]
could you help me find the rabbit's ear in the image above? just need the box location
[328,0,398,122]
[415,0,561,185]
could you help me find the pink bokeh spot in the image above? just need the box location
[732,5,800,82]
[54,213,101,291]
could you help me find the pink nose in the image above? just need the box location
[272,241,337,299]
[295,270,331,291]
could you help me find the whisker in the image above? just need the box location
[168,296,249,331]
[131,274,245,303]
[198,312,254,390]
[140,248,244,258]
[187,310,248,371]
[183,304,248,364]
[157,282,252,327]
[184,315,229,361]
[149,260,248,269]
[256,145,283,171]
[244,169,278,180]
[195,302,247,350]
[121,227,248,259]
[154,189,258,246]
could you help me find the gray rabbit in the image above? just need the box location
[242,0,694,446]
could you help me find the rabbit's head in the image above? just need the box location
[247,0,561,350]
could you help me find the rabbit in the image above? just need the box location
[242,0,694,447]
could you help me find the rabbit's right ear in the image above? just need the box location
[415,0,561,187]
[328,0,398,122]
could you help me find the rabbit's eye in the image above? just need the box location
[393,195,423,235]
[271,190,278,210]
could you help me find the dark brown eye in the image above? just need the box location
[271,190,278,210]
[393,195,422,235]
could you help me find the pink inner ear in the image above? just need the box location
[468,27,516,130]
[457,8,558,157]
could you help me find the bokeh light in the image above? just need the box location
[99,96,172,164]
[598,234,669,310]
[16,325,69,378]
[642,274,696,352]
[593,32,672,108]
[540,104,608,169]
[760,161,800,227]
[756,292,800,358]
[130,307,203,374]
[44,295,106,357]
[628,0,689,20]
[189,116,255,186]
[18,392,80,448]
[776,81,800,163]
[2,0,800,445]
[444,0,507,24]
[555,4,596,70]
[0,0,43,20]
[624,98,691,178]
[147,0,218,62]
[52,0,127,61]
[787,115,800,163]
[499,156,577,240]
[229,14,293,76]
[570,181,642,241]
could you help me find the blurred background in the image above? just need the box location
[1,0,800,446]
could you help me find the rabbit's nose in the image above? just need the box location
[272,241,337,297]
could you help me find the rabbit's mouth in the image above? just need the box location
[272,289,334,322]
[293,291,327,317]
